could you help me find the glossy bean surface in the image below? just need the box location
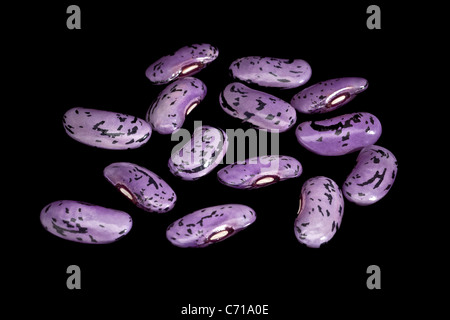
[294,176,344,248]
[146,77,207,134]
[217,155,302,189]
[145,43,218,84]
[291,77,368,114]
[104,162,177,213]
[229,56,311,89]
[295,112,381,156]
[168,125,228,180]
[343,145,397,205]
[40,200,132,244]
[219,82,296,132]
[166,204,256,248]
[63,107,151,150]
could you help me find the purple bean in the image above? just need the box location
[291,77,368,114]
[166,204,256,248]
[145,43,218,85]
[146,77,207,134]
[219,82,296,132]
[40,200,132,244]
[63,107,151,150]
[168,125,228,180]
[229,56,311,89]
[295,112,382,156]
[104,162,177,213]
[217,155,302,189]
[343,145,398,205]
[294,176,344,248]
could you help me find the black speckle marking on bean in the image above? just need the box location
[220,91,237,113]
[93,121,125,138]
[342,132,350,141]
[64,125,74,134]
[255,99,266,110]
[136,133,150,143]
[230,84,248,95]
[371,148,388,158]
[356,168,387,189]
[324,193,333,205]
[310,113,362,136]
[127,126,138,136]
[196,210,217,227]
[243,111,255,120]
[51,222,88,237]
[317,205,324,216]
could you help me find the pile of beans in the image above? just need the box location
[40,43,398,248]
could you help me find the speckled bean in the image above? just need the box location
[145,43,218,84]
[219,82,296,132]
[291,77,368,114]
[295,112,382,156]
[63,107,151,150]
[104,162,177,213]
[294,176,344,248]
[343,145,397,206]
[166,204,256,248]
[168,125,228,180]
[229,56,311,89]
[40,200,132,244]
[146,77,207,134]
[217,155,302,189]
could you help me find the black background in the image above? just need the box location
[10,1,422,317]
